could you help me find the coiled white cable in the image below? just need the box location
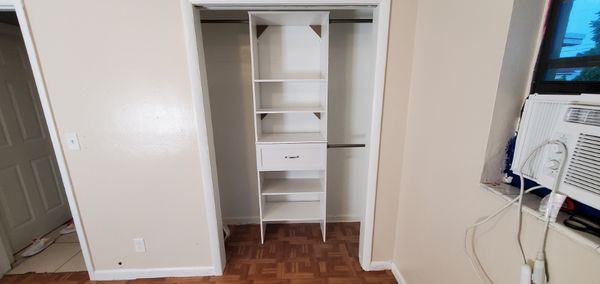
[465,185,543,283]
[465,140,567,284]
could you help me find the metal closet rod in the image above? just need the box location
[328,143,366,148]
[200,18,373,23]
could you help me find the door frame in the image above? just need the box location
[0,0,95,278]
[181,0,391,272]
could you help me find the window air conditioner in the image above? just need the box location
[512,94,600,210]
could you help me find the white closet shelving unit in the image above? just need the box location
[249,11,329,243]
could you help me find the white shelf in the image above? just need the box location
[262,178,323,195]
[257,132,326,144]
[254,78,326,83]
[256,106,325,114]
[262,201,323,221]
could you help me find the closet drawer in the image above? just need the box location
[257,143,326,171]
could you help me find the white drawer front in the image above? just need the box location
[257,143,326,171]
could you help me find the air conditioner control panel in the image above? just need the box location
[541,133,568,178]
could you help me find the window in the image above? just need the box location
[532,0,600,94]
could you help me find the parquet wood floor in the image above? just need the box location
[0,223,396,284]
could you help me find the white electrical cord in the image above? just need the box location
[529,141,567,284]
[465,185,544,283]
[515,142,558,264]
[465,140,568,284]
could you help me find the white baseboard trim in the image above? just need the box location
[369,261,391,271]
[390,262,407,284]
[368,261,406,284]
[92,266,217,281]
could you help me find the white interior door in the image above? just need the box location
[0,23,71,253]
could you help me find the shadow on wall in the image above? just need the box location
[203,23,260,223]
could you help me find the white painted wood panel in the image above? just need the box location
[257,132,325,144]
[257,26,322,80]
[250,12,328,26]
[255,106,325,114]
[256,81,323,109]
[262,201,322,221]
[259,113,322,137]
[254,78,325,82]
[261,178,322,195]
[30,156,63,212]
[250,11,329,242]
[257,143,325,171]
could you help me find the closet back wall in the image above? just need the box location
[203,23,257,223]
[202,18,373,223]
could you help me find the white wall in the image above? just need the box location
[371,0,416,261]
[24,1,599,282]
[24,0,214,272]
[390,0,600,283]
[201,20,374,223]
[482,0,548,184]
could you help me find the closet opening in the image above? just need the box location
[186,2,390,273]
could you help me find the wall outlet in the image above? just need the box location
[133,238,146,253]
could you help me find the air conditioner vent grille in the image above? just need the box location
[565,107,600,127]
[565,133,600,195]
[515,102,563,179]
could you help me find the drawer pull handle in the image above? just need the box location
[285,155,300,159]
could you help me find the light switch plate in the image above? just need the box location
[64,132,80,150]
[133,238,146,253]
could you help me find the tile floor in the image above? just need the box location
[6,227,86,274]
